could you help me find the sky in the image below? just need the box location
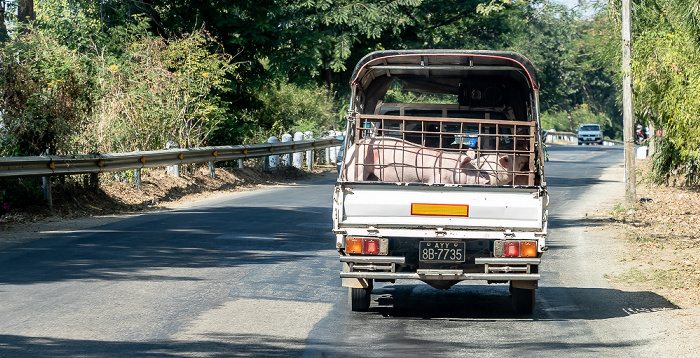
[553,0,600,17]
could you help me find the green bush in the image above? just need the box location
[87,23,236,152]
[0,28,96,156]
[0,178,44,214]
[248,82,342,139]
[541,104,612,135]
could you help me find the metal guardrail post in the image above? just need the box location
[134,169,141,190]
[90,173,99,189]
[208,161,215,178]
[43,176,53,209]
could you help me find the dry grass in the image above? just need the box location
[610,160,700,307]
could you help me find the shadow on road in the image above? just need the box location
[362,283,677,321]
[0,206,334,285]
[0,333,305,358]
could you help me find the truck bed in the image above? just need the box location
[334,182,547,237]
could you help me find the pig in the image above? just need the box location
[342,137,489,184]
[476,153,530,186]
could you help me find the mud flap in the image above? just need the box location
[341,262,371,288]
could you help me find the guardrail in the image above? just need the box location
[544,131,622,146]
[0,136,342,179]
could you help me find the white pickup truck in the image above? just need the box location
[333,50,548,314]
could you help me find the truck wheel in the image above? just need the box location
[511,287,535,314]
[350,286,371,311]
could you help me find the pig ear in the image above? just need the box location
[498,155,511,168]
[460,156,474,169]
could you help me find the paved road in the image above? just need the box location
[0,144,677,357]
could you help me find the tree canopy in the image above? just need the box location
[2,0,697,186]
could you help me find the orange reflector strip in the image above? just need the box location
[411,203,469,217]
[520,241,538,257]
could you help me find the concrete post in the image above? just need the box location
[304,131,314,171]
[293,132,304,169]
[166,141,180,177]
[329,130,339,164]
[622,0,636,205]
[281,133,292,166]
[267,136,279,170]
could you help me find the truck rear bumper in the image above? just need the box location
[340,271,540,281]
[340,256,540,281]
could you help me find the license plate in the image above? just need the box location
[419,241,466,262]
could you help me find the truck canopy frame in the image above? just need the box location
[349,50,539,118]
[341,50,544,188]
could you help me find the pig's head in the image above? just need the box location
[495,155,516,185]
[477,154,516,185]
[454,156,490,184]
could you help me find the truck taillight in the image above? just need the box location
[504,241,519,257]
[346,237,363,254]
[363,238,380,255]
[346,237,388,255]
[497,240,538,258]
[520,241,537,257]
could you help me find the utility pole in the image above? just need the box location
[622,0,636,205]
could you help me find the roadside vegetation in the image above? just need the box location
[1,1,699,207]
[610,160,700,307]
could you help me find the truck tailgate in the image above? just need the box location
[337,183,545,231]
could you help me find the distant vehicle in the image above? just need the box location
[577,124,603,145]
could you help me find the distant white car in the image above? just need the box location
[577,124,603,145]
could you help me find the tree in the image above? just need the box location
[18,0,35,22]
[609,0,700,185]
[0,1,10,42]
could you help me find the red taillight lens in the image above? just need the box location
[363,238,380,255]
[346,237,363,254]
[504,241,519,257]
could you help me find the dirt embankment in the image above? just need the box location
[608,160,700,308]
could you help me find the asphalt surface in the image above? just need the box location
[0,144,678,357]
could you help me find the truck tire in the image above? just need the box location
[350,286,371,311]
[511,287,535,314]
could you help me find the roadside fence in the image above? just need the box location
[0,132,344,207]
